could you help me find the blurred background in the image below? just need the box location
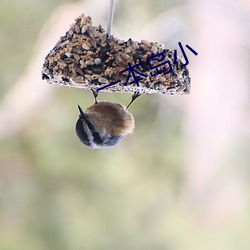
[0,0,250,249]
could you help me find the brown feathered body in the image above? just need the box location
[86,102,134,135]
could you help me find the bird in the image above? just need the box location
[75,90,140,149]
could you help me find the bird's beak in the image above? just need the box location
[77,105,86,119]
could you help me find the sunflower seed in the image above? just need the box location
[84,74,91,80]
[72,53,80,60]
[100,33,107,43]
[65,52,72,58]
[159,76,166,82]
[98,77,109,84]
[81,25,88,34]
[118,39,124,45]
[141,40,150,47]
[82,43,90,50]
[72,76,84,83]
[116,55,123,62]
[132,41,139,50]
[59,40,69,47]
[85,60,94,65]
[74,66,83,75]
[92,74,101,79]
[57,59,67,66]
[151,45,158,54]
[63,58,75,64]
[75,24,80,34]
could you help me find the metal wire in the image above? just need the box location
[107,0,115,34]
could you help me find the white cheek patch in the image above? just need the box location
[83,122,94,146]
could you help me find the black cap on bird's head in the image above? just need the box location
[75,105,92,148]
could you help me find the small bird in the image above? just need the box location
[75,90,140,149]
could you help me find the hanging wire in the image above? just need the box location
[107,0,115,34]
